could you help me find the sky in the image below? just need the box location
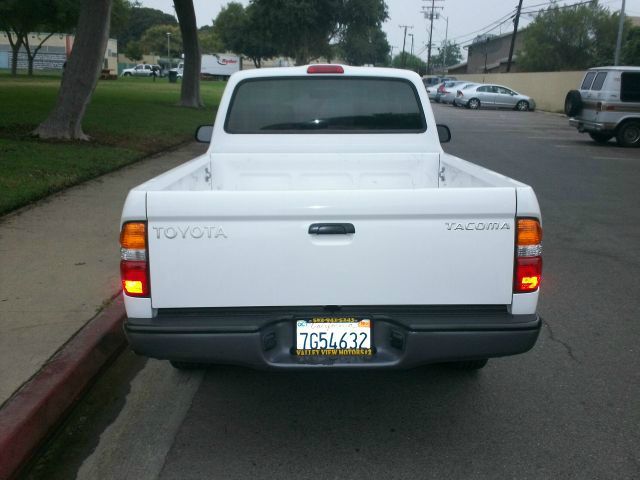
[142,0,640,62]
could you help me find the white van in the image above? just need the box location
[565,66,640,147]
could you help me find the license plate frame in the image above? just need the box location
[293,317,374,357]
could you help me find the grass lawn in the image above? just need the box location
[0,74,225,215]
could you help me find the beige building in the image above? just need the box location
[0,32,117,72]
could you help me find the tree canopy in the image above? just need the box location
[622,26,640,65]
[391,53,425,74]
[431,41,463,69]
[139,23,182,57]
[518,1,638,71]
[198,24,223,53]
[211,0,389,66]
[116,5,177,51]
[337,0,390,65]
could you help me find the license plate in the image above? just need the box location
[294,317,373,356]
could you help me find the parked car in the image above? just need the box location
[438,81,470,104]
[566,66,640,147]
[422,75,457,87]
[456,84,535,111]
[120,64,542,371]
[434,81,461,103]
[150,64,164,77]
[447,83,479,106]
[451,83,481,106]
[171,62,184,79]
[423,82,439,101]
[121,64,154,77]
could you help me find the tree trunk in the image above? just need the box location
[22,33,54,77]
[174,0,203,108]
[4,30,23,76]
[33,0,112,140]
[23,41,34,76]
[10,41,21,76]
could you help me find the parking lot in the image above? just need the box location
[23,104,640,480]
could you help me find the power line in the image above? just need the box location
[446,9,517,44]
[520,0,604,14]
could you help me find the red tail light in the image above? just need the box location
[514,218,542,293]
[120,222,150,297]
[120,260,149,297]
[307,65,344,74]
[514,257,542,293]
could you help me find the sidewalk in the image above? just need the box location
[0,142,207,408]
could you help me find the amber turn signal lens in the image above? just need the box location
[517,219,542,246]
[120,222,146,249]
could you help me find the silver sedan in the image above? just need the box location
[439,81,474,104]
[455,84,536,111]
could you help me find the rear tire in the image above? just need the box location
[170,360,205,370]
[449,359,488,370]
[468,98,481,110]
[588,132,614,144]
[564,90,582,116]
[616,121,640,148]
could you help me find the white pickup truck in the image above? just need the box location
[120,65,542,370]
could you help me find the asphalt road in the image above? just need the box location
[23,104,640,480]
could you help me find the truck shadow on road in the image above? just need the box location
[161,364,515,478]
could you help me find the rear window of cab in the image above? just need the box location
[224,77,427,133]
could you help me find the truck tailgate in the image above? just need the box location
[146,188,516,308]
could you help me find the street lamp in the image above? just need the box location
[166,32,172,69]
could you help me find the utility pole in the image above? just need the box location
[166,32,172,69]
[614,0,626,65]
[422,0,444,75]
[506,0,523,72]
[390,45,397,65]
[399,25,413,68]
[442,15,449,70]
[409,33,414,56]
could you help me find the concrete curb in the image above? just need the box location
[0,295,126,480]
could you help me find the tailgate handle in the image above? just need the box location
[308,223,355,235]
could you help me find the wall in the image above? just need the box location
[454,71,585,112]
[0,33,117,73]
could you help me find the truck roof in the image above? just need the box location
[587,66,640,72]
[230,64,422,82]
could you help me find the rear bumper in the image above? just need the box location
[125,306,541,370]
[569,118,617,133]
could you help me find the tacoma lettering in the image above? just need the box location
[445,222,510,231]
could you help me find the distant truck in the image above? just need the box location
[172,54,241,80]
